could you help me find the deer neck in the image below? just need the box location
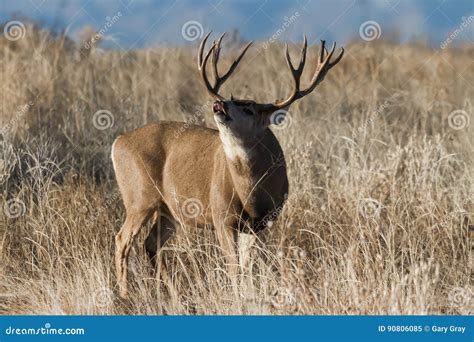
[219,130,268,203]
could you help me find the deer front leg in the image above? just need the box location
[215,223,239,283]
[238,232,256,273]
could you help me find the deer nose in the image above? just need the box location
[213,101,225,113]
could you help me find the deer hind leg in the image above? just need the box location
[115,208,153,299]
[144,210,178,298]
[145,212,160,267]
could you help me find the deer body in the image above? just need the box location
[113,32,343,298]
[112,121,288,229]
[113,121,287,298]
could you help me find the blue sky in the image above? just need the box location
[1,0,473,48]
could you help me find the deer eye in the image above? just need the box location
[243,108,253,116]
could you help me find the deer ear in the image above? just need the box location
[256,106,277,127]
[257,104,290,127]
[256,104,277,116]
[256,104,288,126]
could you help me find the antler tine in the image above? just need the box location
[198,31,253,99]
[306,41,336,92]
[284,44,295,72]
[277,37,309,107]
[284,44,297,88]
[284,36,307,76]
[327,41,337,60]
[298,35,308,74]
[271,39,344,109]
[198,31,212,69]
[319,40,326,64]
[329,46,344,67]
[215,40,253,93]
[198,32,224,100]
[211,33,226,83]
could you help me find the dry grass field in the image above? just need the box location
[0,24,472,315]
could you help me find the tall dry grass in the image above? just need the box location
[0,23,472,314]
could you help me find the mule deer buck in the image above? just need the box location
[112,32,344,298]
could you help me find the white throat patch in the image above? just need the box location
[219,131,253,161]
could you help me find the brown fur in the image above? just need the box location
[113,121,288,298]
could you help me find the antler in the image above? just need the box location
[270,37,344,109]
[198,32,253,100]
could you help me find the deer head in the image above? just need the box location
[198,32,344,145]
